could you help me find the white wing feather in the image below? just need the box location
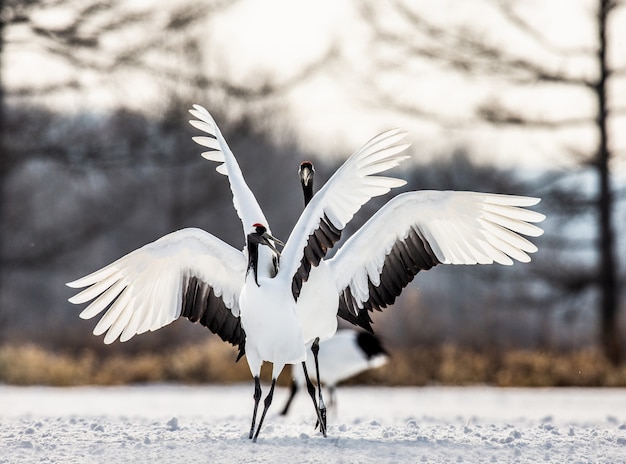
[67,228,247,344]
[329,191,545,307]
[279,129,411,282]
[189,104,271,234]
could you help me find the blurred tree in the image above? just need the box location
[360,0,625,363]
[0,0,338,259]
[1,0,232,335]
[0,103,310,350]
[0,0,337,344]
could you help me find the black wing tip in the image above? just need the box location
[236,345,245,362]
[336,228,444,332]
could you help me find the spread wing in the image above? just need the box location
[328,191,545,331]
[189,104,271,235]
[67,228,247,357]
[279,129,411,300]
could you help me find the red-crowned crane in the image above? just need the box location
[66,105,411,441]
[289,157,546,428]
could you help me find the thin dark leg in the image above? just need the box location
[252,378,276,443]
[279,378,299,416]
[311,338,327,432]
[249,376,262,440]
[302,361,327,437]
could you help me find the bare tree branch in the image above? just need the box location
[476,102,592,128]
[490,0,595,56]
[7,80,82,97]
[18,0,337,103]
[364,1,595,88]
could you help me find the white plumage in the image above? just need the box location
[68,229,246,343]
[329,191,544,322]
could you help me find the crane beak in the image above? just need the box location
[261,231,284,256]
[299,164,314,187]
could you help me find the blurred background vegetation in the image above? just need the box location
[0,0,625,386]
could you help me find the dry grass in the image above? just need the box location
[348,345,626,388]
[0,340,250,386]
[2,342,626,387]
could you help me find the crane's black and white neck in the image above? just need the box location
[246,223,281,286]
[299,161,315,207]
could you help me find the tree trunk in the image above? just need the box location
[0,0,7,339]
[596,0,621,364]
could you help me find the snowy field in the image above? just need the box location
[1,384,626,463]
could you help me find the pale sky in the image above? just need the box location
[6,0,626,171]
[199,0,625,171]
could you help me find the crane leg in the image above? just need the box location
[252,378,276,443]
[311,338,327,431]
[302,361,327,437]
[248,376,262,439]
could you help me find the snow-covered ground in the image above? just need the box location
[1,384,625,463]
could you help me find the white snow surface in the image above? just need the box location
[1,384,626,463]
